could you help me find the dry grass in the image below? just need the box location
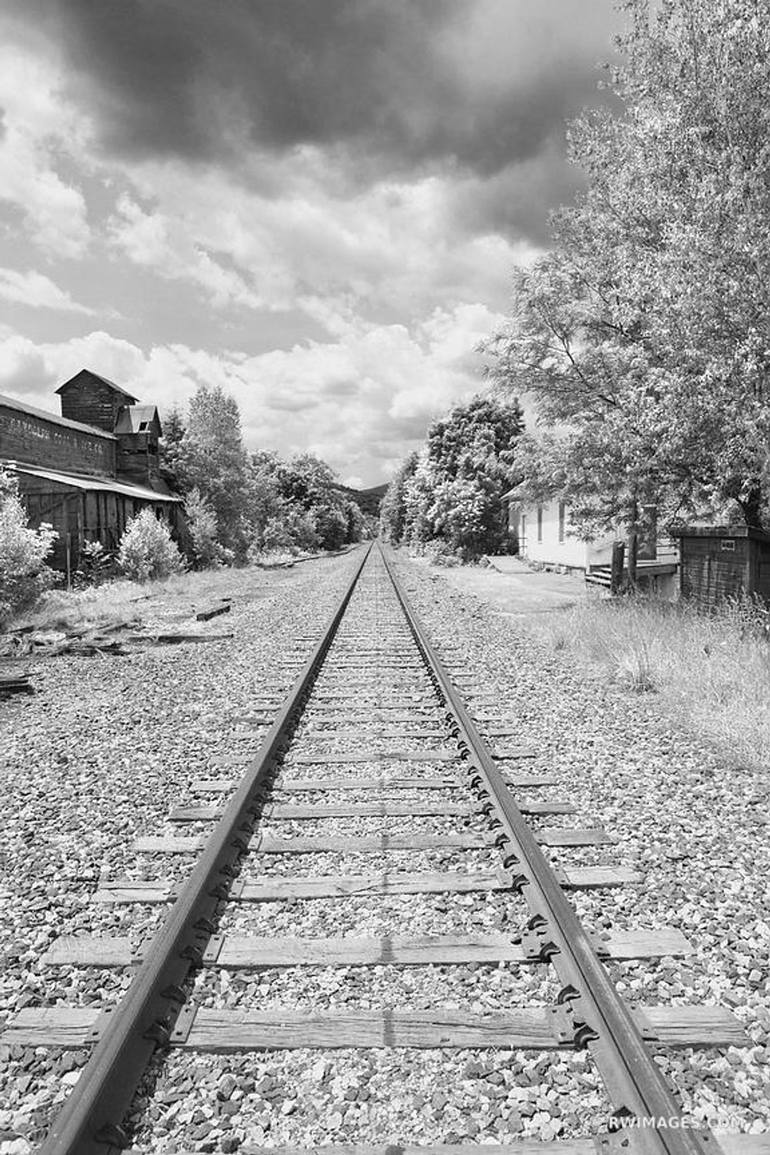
[8,567,267,637]
[532,595,770,771]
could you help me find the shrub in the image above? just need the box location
[254,507,320,557]
[0,470,58,625]
[117,509,184,582]
[185,488,233,569]
[73,540,116,588]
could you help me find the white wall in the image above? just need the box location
[512,499,615,569]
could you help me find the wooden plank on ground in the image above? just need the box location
[128,1141,770,1155]
[169,801,471,822]
[2,1004,748,1050]
[191,775,458,794]
[43,936,133,966]
[538,828,614,847]
[94,868,513,906]
[205,927,690,967]
[180,1008,558,1050]
[238,868,512,901]
[196,602,231,622]
[638,1005,748,1046]
[95,860,644,905]
[151,1145,598,1155]
[560,866,642,888]
[94,882,172,904]
[292,751,457,764]
[134,832,497,855]
[303,728,447,740]
[492,749,539,761]
[134,836,204,853]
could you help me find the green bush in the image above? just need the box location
[0,469,58,626]
[184,488,233,569]
[117,509,184,582]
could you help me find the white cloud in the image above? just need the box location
[0,304,507,483]
[109,193,268,311]
[105,155,522,331]
[0,267,98,314]
[0,38,92,257]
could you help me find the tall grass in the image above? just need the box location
[534,595,770,771]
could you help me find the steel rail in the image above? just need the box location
[39,543,372,1155]
[378,542,719,1155]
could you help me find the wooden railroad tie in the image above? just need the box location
[3,1004,748,1051]
[135,828,615,854]
[167,799,575,821]
[190,773,559,792]
[100,864,640,904]
[44,926,691,967]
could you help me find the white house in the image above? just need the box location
[506,497,613,571]
[503,494,679,594]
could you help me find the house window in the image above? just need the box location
[558,501,566,543]
[138,421,149,432]
[537,505,543,542]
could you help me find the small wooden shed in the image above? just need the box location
[672,525,770,609]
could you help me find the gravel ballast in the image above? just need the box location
[0,545,766,1153]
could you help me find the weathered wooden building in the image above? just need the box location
[0,370,183,575]
[673,525,770,609]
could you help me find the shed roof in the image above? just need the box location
[55,369,138,404]
[6,462,181,503]
[114,404,162,435]
[0,392,117,440]
[670,524,770,544]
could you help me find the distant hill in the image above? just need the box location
[334,481,388,517]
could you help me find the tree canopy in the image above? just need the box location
[381,395,523,558]
[160,387,369,565]
[490,0,770,548]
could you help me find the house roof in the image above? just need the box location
[5,462,182,503]
[113,404,162,435]
[55,369,138,404]
[0,392,117,440]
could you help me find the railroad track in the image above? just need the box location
[2,542,764,1155]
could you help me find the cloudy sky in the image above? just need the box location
[0,0,619,487]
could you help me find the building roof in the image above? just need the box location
[0,392,117,440]
[55,369,138,404]
[5,462,182,503]
[113,404,162,435]
[670,524,770,544]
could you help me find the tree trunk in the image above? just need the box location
[626,498,639,591]
[610,541,625,594]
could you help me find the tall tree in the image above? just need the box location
[491,0,770,576]
[174,385,251,559]
[384,395,523,558]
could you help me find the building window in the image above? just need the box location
[558,501,566,543]
[537,505,543,542]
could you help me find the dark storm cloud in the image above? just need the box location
[20,0,618,180]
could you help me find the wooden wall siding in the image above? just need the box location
[678,533,770,608]
[116,435,160,486]
[59,378,125,432]
[0,404,116,476]
[680,537,749,606]
[16,473,174,573]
